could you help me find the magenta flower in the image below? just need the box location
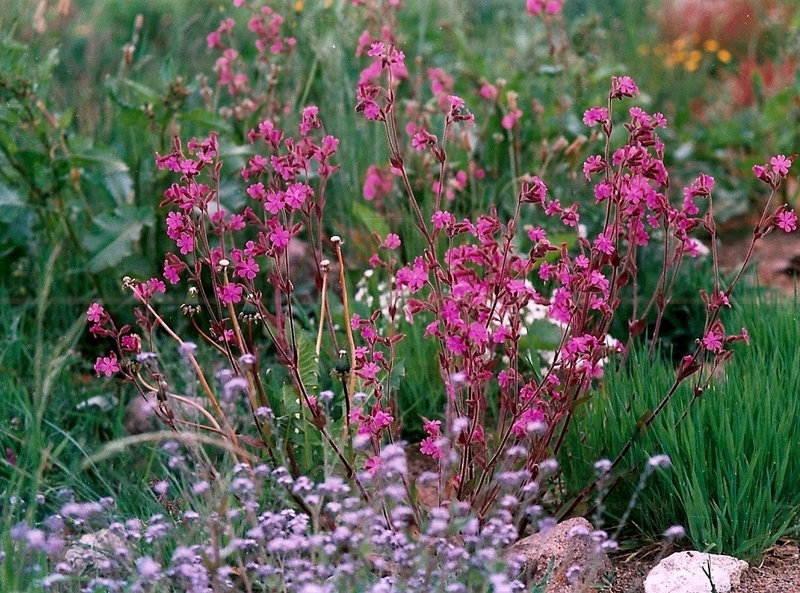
[364,456,381,476]
[176,233,194,255]
[701,330,724,352]
[594,231,615,255]
[363,165,393,201]
[358,361,380,381]
[299,105,320,136]
[582,106,608,126]
[381,233,401,249]
[264,190,285,214]
[163,260,182,284]
[420,436,444,459]
[395,257,428,293]
[371,409,394,433]
[776,210,798,233]
[432,210,455,229]
[770,154,792,177]
[422,418,442,437]
[235,257,260,280]
[217,283,243,305]
[268,225,290,250]
[479,83,498,101]
[284,182,313,210]
[94,353,120,377]
[610,75,640,100]
[86,302,105,323]
[526,0,564,15]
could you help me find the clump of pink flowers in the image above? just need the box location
[84,0,797,550]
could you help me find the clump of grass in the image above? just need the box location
[563,289,800,561]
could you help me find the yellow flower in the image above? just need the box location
[717,49,732,63]
[703,39,720,52]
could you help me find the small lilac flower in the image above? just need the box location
[648,454,672,469]
[663,525,686,540]
[136,556,162,580]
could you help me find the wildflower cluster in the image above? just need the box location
[80,2,797,587]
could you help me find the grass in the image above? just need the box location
[562,288,800,562]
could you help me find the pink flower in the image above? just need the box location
[479,83,498,101]
[395,257,428,293]
[163,260,182,284]
[526,0,563,15]
[86,303,105,323]
[358,361,380,381]
[468,321,488,345]
[363,165,394,201]
[299,105,320,136]
[268,225,290,250]
[582,106,608,126]
[217,283,243,305]
[235,257,260,280]
[594,231,615,255]
[610,76,639,100]
[770,154,792,177]
[120,334,141,353]
[432,210,455,229]
[777,210,798,233]
[364,456,381,476]
[285,182,313,210]
[422,418,442,437]
[701,330,724,352]
[511,407,545,437]
[501,108,522,130]
[176,233,194,255]
[371,409,394,433]
[264,190,285,214]
[94,353,120,377]
[420,436,444,459]
[445,335,467,356]
[381,233,401,249]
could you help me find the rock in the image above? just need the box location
[506,517,613,593]
[65,528,129,575]
[644,550,748,593]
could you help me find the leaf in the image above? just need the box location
[182,108,233,134]
[351,200,391,240]
[83,204,154,273]
[71,148,134,205]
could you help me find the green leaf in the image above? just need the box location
[83,204,154,272]
[351,201,391,240]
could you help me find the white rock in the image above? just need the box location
[644,550,748,593]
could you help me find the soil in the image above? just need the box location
[603,540,800,593]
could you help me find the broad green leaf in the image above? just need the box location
[83,204,154,273]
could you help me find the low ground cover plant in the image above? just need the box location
[3,1,799,591]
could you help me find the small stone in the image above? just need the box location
[644,550,748,593]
